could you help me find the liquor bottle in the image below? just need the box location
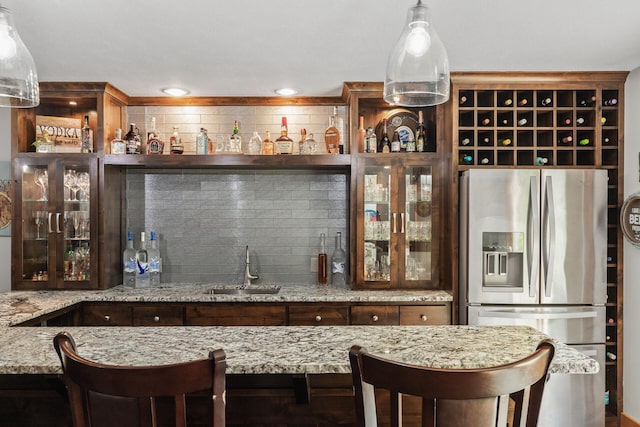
[379,119,391,153]
[535,156,549,166]
[135,231,150,287]
[357,116,366,153]
[110,128,126,154]
[248,131,262,155]
[405,134,416,152]
[261,130,274,155]
[540,97,552,106]
[365,127,377,153]
[604,98,618,106]
[148,231,161,286]
[123,231,136,287]
[125,123,141,154]
[325,113,340,154]
[390,130,401,152]
[579,95,596,106]
[147,117,164,155]
[416,110,429,152]
[170,126,184,154]
[196,128,209,155]
[333,107,345,154]
[81,115,92,153]
[298,129,307,154]
[331,231,346,287]
[318,233,328,285]
[305,133,318,154]
[275,117,293,154]
[230,120,242,153]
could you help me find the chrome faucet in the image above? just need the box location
[244,245,259,286]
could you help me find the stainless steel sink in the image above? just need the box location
[206,285,281,295]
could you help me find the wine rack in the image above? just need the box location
[451,72,626,424]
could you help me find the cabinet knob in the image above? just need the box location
[315,315,322,322]
[372,315,379,322]
[104,315,110,321]
[420,314,428,322]
[153,316,160,322]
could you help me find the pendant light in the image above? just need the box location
[383,0,449,107]
[0,4,39,107]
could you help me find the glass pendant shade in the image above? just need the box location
[0,5,39,107]
[384,0,449,107]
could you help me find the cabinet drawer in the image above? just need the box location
[133,305,184,326]
[351,306,399,325]
[288,305,349,325]
[186,304,286,326]
[399,305,451,325]
[81,303,133,326]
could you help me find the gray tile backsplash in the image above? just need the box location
[125,170,349,285]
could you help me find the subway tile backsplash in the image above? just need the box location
[125,170,349,285]
[124,105,349,285]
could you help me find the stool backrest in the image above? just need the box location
[54,331,226,427]
[349,339,555,427]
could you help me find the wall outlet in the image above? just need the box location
[310,256,318,273]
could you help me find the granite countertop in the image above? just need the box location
[0,282,453,327]
[0,284,598,377]
[0,325,596,376]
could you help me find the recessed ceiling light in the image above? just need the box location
[162,87,190,97]
[274,88,299,96]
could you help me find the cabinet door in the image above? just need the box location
[185,304,287,326]
[288,305,350,325]
[355,157,439,289]
[13,156,99,289]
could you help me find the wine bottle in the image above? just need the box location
[576,117,585,125]
[604,98,618,106]
[81,115,92,153]
[499,138,512,146]
[579,138,590,146]
[482,137,490,144]
[391,131,401,153]
[460,154,473,164]
[579,95,596,106]
[318,233,328,285]
[518,98,528,106]
[416,110,428,152]
[331,232,346,287]
[459,95,468,105]
[480,157,489,165]
[535,156,549,166]
[601,117,607,125]
[503,98,513,106]
[365,127,377,153]
[560,135,573,144]
[517,118,528,126]
[481,117,491,126]
[461,137,471,146]
[379,119,391,153]
[562,118,572,126]
[540,97,552,106]
[357,116,366,153]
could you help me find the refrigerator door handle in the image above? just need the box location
[543,175,556,298]
[528,176,540,297]
[477,310,598,320]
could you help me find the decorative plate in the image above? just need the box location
[620,192,640,247]
[375,108,419,146]
[0,191,11,230]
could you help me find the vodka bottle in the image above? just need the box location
[135,231,150,287]
[331,232,346,287]
[123,231,137,286]
[81,115,92,153]
[148,231,161,286]
[196,128,209,155]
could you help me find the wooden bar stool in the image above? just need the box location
[349,339,555,427]
[54,331,226,427]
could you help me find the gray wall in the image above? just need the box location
[125,169,349,284]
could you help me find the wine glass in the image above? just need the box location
[76,172,90,201]
[33,169,48,201]
[64,170,77,201]
[33,210,47,239]
[78,211,89,239]
[72,211,81,239]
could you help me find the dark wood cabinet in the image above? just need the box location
[185,304,287,326]
[288,304,350,326]
[350,305,398,325]
[132,304,184,326]
[81,303,133,326]
[399,304,450,325]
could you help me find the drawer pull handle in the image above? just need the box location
[104,315,110,321]
[420,315,428,322]
[372,315,379,322]
[153,316,160,322]
[315,315,322,322]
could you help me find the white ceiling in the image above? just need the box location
[6,0,640,98]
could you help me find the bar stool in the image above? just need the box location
[349,339,555,427]
[54,331,226,427]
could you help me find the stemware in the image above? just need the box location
[33,169,48,201]
[33,210,47,239]
[64,170,77,201]
[72,211,81,239]
[76,172,90,201]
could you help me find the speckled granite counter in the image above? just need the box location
[0,282,452,326]
[0,284,597,377]
[0,325,596,376]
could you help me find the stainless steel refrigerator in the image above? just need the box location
[459,169,607,427]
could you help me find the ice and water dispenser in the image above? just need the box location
[482,232,525,288]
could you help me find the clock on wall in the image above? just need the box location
[620,192,640,247]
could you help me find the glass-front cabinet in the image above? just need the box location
[355,156,439,289]
[13,156,98,289]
